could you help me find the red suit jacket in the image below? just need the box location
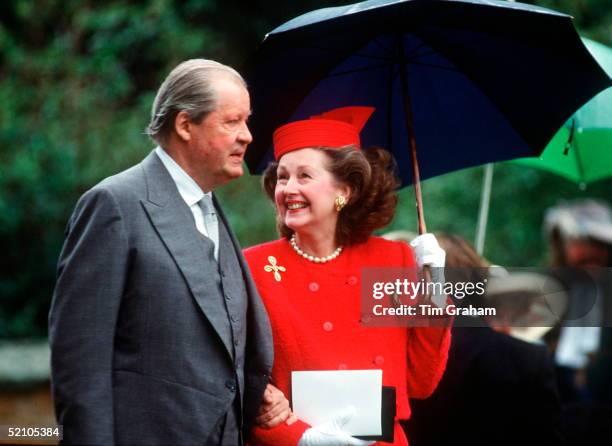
[244,236,450,446]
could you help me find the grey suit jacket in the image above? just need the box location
[49,151,273,445]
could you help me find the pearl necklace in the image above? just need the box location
[290,234,343,263]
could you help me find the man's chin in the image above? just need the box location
[225,165,244,179]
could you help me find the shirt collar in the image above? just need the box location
[155,146,210,207]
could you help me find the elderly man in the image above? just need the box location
[49,59,290,445]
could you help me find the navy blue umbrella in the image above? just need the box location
[244,0,610,233]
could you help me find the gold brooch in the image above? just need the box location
[264,256,286,282]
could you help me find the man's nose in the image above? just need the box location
[238,122,252,145]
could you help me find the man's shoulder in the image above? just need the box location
[97,160,146,194]
[81,154,152,204]
[500,331,550,362]
[67,156,155,223]
[475,329,551,376]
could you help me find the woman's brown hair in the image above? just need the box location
[262,146,400,246]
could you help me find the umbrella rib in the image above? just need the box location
[403,41,429,58]
[326,59,460,79]
[371,36,393,53]
[326,62,397,78]
[407,48,441,61]
[392,36,455,67]
[399,60,461,73]
[294,42,458,75]
[299,44,395,62]
[296,43,440,64]
[299,29,432,62]
[387,64,399,151]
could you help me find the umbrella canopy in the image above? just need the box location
[513,38,612,186]
[244,0,610,186]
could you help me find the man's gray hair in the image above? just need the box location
[145,59,246,145]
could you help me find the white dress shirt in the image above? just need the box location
[155,146,211,238]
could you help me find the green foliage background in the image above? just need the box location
[0,0,610,338]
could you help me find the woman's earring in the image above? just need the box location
[335,195,347,212]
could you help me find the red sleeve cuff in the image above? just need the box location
[249,419,310,446]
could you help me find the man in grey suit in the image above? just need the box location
[49,59,290,445]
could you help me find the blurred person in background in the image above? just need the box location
[404,233,562,445]
[544,199,612,444]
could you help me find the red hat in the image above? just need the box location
[273,106,375,160]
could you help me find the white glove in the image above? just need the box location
[410,233,447,308]
[410,233,446,269]
[297,406,375,446]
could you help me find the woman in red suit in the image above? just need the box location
[244,106,450,446]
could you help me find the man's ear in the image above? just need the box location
[174,111,191,142]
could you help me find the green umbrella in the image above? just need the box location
[513,38,612,186]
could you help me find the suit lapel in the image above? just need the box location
[140,152,234,359]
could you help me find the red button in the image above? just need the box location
[323,321,333,332]
[309,282,319,292]
[374,355,385,366]
[361,315,372,323]
[347,275,358,286]
[338,363,347,370]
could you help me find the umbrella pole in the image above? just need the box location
[398,39,435,307]
[398,52,427,235]
[475,163,494,255]
[408,123,428,235]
